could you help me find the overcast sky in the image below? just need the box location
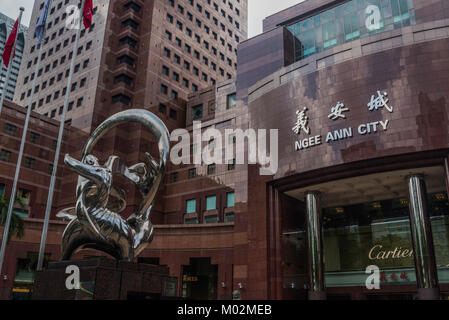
[2,0,305,38]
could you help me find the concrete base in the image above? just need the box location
[32,258,178,300]
[417,288,441,300]
[308,290,327,300]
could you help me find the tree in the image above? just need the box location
[0,195,25,243]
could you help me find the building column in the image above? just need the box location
[305,191,326,300]
[407,175,440,300]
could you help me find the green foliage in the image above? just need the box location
[0,195,25,243]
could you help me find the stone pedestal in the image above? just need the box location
[32,258,178,300]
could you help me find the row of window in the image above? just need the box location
[43,96,84,119]
[28,38,93,71]
[0,149,39,171]
[20,73,87,103]
[3,123,42,144]
[165,7,240,54]
[158,103,179,121]
[164,24,236,70]
[170,159,236,184]
[191,93,236,120]
[169,0,242,32]
[160,47,232,95]
[185,191,235,224]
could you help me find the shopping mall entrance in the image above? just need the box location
[181,258,218,300]
[279,166,449,300]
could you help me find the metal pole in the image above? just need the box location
[305,191,326,300]
[0,7,25,277]
[37,0,86,271]
[0,59,5,94]
[407,175,440,300]
[0,9,24,115]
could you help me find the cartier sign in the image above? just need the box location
[368,244,414,261]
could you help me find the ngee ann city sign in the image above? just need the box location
[293,90,394,151]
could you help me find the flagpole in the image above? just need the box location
[0,0,52,276]
[37,0,86,271]
[0,7,25,277]
[0,8,24,116]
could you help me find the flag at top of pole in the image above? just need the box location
[35,0,52,45]
[2,18,19,67]
[82,0,94,29]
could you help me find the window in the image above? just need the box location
[17,189,31,206]
[204,215,218,224]
[24,157,36,169]
[160,84,168,94]
[186,199,196,214]
[227,93,236,109]
[159,103,166,114]
[285,0,416,62]
[5,123,17,135]
[185,218,198,224]
[162,65,169,76]
[188,168,196,179]
[192,104,203,120]
[124,1,141,12]
[30,132,40,143]
[226,192,235,208]
[206,195,216,211]
[119,36,137,47]
[224,212,235,223]
[171,172,178,183]
[0,150,11,162]
[228,158,236,171]
[122,18,139,29]
[169,108,177,120]
[112,94,131,105]
[0,184,5,196]
[118,55,135,66]
[114,74,133,85]
[207,164,216,175]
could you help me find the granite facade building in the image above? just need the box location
[237,0,449,300]
[2,0,449,301]
[0,12,27,101]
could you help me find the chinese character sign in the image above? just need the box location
[328,102,349,121]
[368,91,393,113]
[292,107,310,135]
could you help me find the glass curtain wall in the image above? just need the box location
[286,0,416,62]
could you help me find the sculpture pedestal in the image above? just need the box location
[32,258,178,300]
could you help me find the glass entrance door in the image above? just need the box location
[182,258,218,300]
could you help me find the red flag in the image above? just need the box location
[82,0,93,29]
[2,19,18,67]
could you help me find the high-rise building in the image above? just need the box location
[14,0,248,132]
[13,0,110,131]
[0,12,27,101]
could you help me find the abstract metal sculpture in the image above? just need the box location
[57,110,170,261]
